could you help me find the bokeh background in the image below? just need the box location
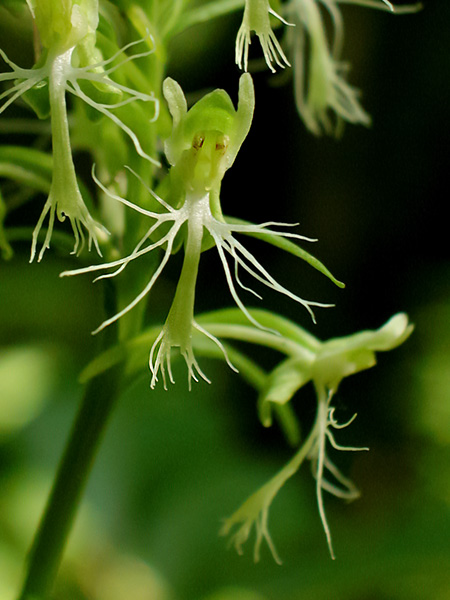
[1,1,449,598]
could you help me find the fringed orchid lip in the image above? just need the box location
[61,174,328,387]
[235,0,294,73]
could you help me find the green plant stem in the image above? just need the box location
[17,365,122,600]
[18,283,122,600]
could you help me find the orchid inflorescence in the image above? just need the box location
[1,0,418,568]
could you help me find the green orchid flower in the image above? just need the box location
[217,312,413,561]
[62,74,333,388]
[233,0,421,134]
[282,0,422,134]
[0,0,158,261]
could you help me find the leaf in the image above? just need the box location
[0,146,53,194]
[0,190,13,259]
[0,163,51,193]
[258,357,311,429]
[172,0,245,36]
[0,146,52,179]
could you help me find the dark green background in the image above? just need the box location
[1,1,449,598]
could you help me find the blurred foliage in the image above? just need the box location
[0,1,449,599]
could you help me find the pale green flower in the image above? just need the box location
[62,74,330,388]
[282,0,421,134]
[0,4,158,260]
[220,313,413,560]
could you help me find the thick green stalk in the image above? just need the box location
[17,283,122,600]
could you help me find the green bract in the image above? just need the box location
[26,0,99,53]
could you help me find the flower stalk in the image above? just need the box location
[18,364,123,599]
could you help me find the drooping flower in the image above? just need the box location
[0,0,159,261]
[233,0,421,133]
[62,74,332,388]
[218,312,413,560]
[282,0,422,134]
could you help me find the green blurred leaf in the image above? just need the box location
[0,190,13,259]
[0,345,56,434]
[173,0,244,36]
